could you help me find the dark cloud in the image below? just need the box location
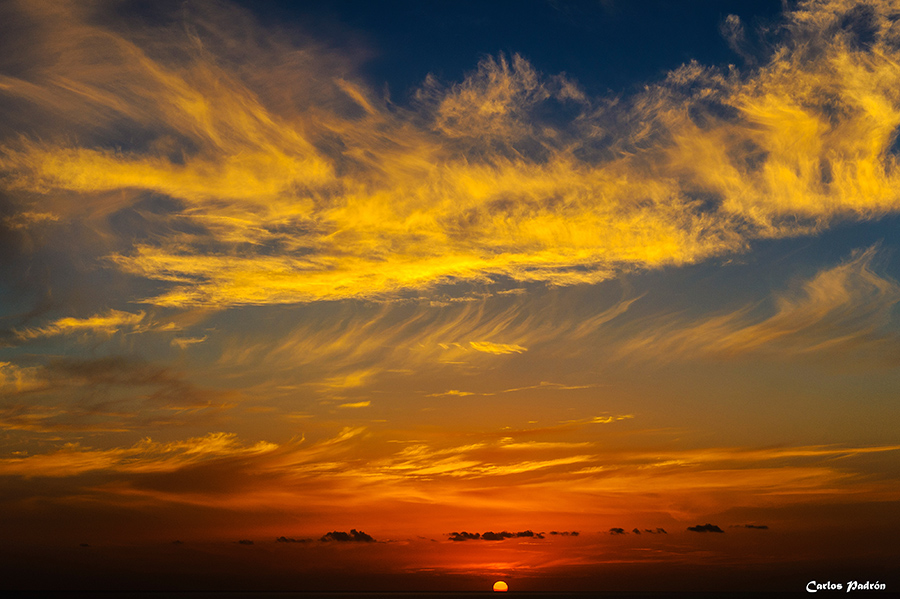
[320,529,375,543]
[687,523,724,533]
[237,539,253,545]
[448,531,480,542]
[608,527,667,534]
[276,536,312,543]
[450,530,544,541]
[0,356,234,432]
[41,357,224,408]
[549,530,579,536]
[44,356,167,386]
[480,530,543,541]
[730,524,769,530]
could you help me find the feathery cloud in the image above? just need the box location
[619,246,900,362]
[0,432,275,477]
[15,310,145,340]
[4,1,900,308]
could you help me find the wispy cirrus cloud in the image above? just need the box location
[426,382,608,399]
[0,416,897,540]
[618,245,900,362]
[463,341,528,355]
[171,335,207,349]
[3,1,900,308]
[214,291,636,397]
[338,401,371,409]
[15,309,145,340]
[0,431,275,477]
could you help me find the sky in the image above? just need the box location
[1,0,899,593]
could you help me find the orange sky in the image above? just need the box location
[1,0,899,593]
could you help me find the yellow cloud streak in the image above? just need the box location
[15,309,145,339]
[467,341,527,355]
[3,0,900,308]
[338,401,371,409]
[0,432,276,478]
[171,335,207,349]
[619,245,900,360]
[3,142,331,204]
[94,153,720,307]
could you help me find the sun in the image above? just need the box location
[493,580,509,592]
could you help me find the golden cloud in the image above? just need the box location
[467,341,528,355]
[2,1,899,308]
[15,309,145,339]
[0,432,276,477]
[338,400,372,409]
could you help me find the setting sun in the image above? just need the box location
[493,580,509,592]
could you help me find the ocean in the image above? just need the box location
[10,592,806,598]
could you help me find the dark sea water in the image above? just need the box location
[12,592,807,599]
